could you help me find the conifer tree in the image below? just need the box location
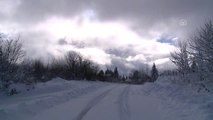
[151,63,158,82]
[113,67,119,78]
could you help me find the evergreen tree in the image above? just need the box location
[98,70,105,81]
[105,69,113,77]
[131,70,140,83]
[113,67,119,78]
[151,63,158,82]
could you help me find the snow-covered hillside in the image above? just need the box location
[0,77,212,120]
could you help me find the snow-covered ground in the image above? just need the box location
[0,77,212,120]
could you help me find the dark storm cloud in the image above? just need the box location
[11,0,213,24]
[1,0,213,73]
[13,0,92,23]
[94,0,213,39]
[7,0,212,41]
[95,0,213,27]
[95,0,213,19]
[3,0,210,40]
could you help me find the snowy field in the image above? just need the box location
[0,77,212,120]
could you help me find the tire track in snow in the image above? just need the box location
[73,86,115,120]
[119,85,131,120]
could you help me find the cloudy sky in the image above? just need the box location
[0,0,213,74]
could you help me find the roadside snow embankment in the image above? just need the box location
[141,76,213,120]
[0,78,108,120]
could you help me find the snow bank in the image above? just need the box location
[0,77,212,120]
[141,76,213,120]
[0,78,108,120]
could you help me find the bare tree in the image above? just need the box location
[3,38,24,64]
[65,51,83,79]
[189,20,213,72]
[49,57,67,78]
[189,20,213,92]
[170,41,190,75]
[0,35,25,91]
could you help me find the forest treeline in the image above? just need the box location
[1,20,213,95]
[0,34,158,95]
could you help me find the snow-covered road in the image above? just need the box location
[0,78,209,120]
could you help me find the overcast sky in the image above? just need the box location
[0,0,213,74]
